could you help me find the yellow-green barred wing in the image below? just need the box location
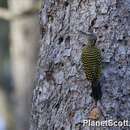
[81,46,102,81]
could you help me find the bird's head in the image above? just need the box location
[86,33,97,47]
[77,30,97,46]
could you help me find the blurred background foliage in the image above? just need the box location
[0,0,8,8]
[0,0,41,130]
[0,18,12,94]
[0,0,12,92]
[0,0,15,130]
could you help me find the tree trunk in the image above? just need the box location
[9,0,40,130]
[30,0,130,130]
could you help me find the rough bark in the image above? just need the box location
[30,0,130,130]
[9,0,40,130]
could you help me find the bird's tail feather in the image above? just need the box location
[91,81,102,101]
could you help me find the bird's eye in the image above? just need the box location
[82,44,86,47]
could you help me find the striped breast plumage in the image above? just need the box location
[81,46,101,81]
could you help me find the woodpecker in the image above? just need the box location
[81,33,102,102]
